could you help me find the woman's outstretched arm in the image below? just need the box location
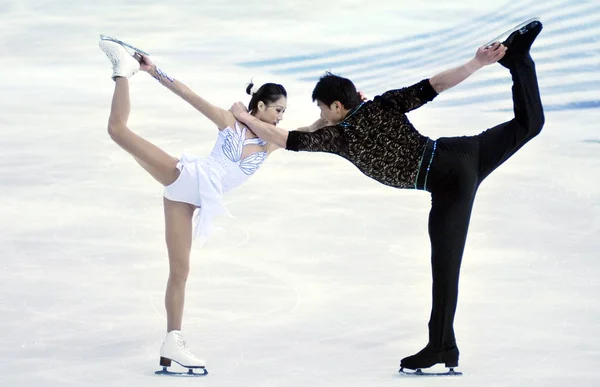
[139,54,234,130]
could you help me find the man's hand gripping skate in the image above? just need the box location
[475,41,507,66]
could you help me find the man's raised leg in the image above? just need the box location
[477,21,545,180]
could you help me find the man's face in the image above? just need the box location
[316,100,343,125]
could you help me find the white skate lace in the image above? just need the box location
[102,48,120,69]
[176,335,196,358]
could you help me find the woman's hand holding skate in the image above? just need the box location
[139,54,155,72]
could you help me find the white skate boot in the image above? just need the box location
[98,39,141,80]
[155,330,207,377]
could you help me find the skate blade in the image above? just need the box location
[99,34,150,57]
[155,366,208,377]
[399,367,462,377]
[484,17,541,48]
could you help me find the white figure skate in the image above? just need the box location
[155,330,207,377]
[98,36,143,80]
[99,34,150,56]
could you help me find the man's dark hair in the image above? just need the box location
[311,72,362,109]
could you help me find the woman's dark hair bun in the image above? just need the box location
[245,82,254,95]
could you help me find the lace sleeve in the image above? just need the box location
[378,78,438,113]
[286,125,348,155]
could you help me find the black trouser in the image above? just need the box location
[422,55,545,353]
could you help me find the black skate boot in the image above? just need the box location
[399,344,461,376]
[499,19,543,68]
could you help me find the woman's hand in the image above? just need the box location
[138,54,155,72]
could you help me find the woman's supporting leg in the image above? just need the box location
[163,197,195,331]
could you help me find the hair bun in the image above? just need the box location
[246,82,254,95]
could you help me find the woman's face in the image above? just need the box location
[254,96,287,126]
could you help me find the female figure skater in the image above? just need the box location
[98,38,307,374]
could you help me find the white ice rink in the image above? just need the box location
[1,0,599,386]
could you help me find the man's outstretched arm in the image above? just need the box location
[230,102,290,148]
[231,104,346,154]
[378,43,505,113]
[429,42,506,93]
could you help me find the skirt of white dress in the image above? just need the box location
[163,153,231,243]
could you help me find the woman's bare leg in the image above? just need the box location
[107,77,180,186]
[108,77,196,330]
[163,197,195,331]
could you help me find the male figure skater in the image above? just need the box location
[230,20,544,373]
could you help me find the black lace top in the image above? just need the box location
[286,79,438,189]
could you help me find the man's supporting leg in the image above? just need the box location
[401,177,478,370]
[400,21,544,372]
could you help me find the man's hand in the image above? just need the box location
[229,101,288,148]
[358,90,368,101]
[230,102,249,120]
[475,42,507,66]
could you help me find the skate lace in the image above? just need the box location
[103,49,120,68]
[176,335,196,358]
